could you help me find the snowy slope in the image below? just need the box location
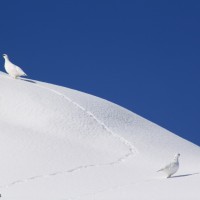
[0,71,199,200]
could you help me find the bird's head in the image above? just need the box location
[174,153,180,160]
[2,54,8,59]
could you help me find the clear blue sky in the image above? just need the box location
[0,1,200,145]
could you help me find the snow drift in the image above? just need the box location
[0,71,199,200]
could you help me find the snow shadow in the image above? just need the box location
[171,172,199,178]
[20,78,36,84]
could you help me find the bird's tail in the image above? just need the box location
[157,168,163,172]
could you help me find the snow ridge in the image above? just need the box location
[34,83,139,160]
[1,73,200,200]
[0,79,138,190]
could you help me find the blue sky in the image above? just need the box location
[0,1,200,145]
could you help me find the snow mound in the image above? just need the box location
[0,71,199,200]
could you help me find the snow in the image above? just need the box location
[0,71,200,200]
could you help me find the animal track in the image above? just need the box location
[0,78,138,192]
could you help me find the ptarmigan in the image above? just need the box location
[157,153,180,178]
[2,54,27,79]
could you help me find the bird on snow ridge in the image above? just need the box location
[2,54,27,79]
[157,153,180,178]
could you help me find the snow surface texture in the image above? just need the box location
[0,71,199,200]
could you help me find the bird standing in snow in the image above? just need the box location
[2,54,27,79]
[157,153,180,178]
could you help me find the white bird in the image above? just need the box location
[157,153,180,178]
[2,54,27,79]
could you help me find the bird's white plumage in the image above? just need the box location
[157,153,180,178]
[2,54,27,78]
